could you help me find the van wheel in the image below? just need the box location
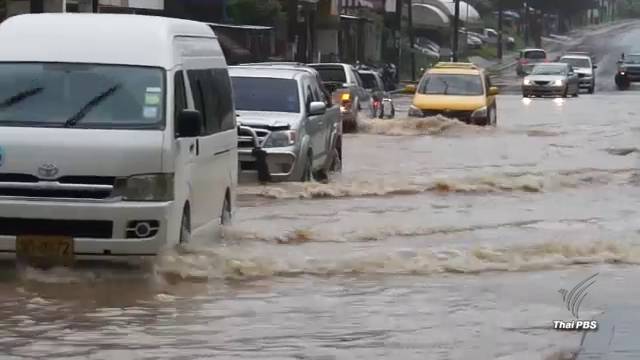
[179,206,191,244]
[220,194,231,226]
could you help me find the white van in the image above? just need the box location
[0,14,237,262]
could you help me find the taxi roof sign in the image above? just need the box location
[433,62,479,70]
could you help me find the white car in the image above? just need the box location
[559,54,597,94]
[0,14,238,263]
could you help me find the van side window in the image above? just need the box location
[211,69,236,131]
[187,69,218,135]
[186,70,206,134]
[174,71,187,121]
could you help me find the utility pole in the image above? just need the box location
[523,1,529,46]
[408,0,415,81]
[395,0,402,83]
[497,0,503,60]
[452,0,460,62]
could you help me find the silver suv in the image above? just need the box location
[229,66,342,183]
[559,54,597,94]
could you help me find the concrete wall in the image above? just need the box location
[317,29,339,61]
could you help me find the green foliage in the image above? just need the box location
[617,0,640,18]
[226,0,283,26]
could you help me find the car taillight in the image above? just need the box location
[520,59,528,64]
[341,93,351,102]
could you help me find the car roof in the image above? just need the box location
[522,48,546,52]
[235,63,320,74]
[533,62,568,67]
[428,67,482,75]
[560,55,591,60]
[0,13,217,69]
[228,66,308,80]
[308,63,350,69]
[357,70,378,75]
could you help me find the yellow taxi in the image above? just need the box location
[405,62,499,126]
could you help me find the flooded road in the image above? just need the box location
[5,21,640,358]
[1,91,639,359]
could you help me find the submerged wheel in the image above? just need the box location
[220,194,231,226]
[179,205,191,244]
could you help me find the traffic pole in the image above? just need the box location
[452,0,460,62]
[497,0,503,60]
[408,0,415,81]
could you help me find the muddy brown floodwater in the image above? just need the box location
[2,91,640,359]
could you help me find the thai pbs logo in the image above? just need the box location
[553,273,599,331]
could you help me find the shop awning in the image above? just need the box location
[438,0,480,22]
[412,3,449,29]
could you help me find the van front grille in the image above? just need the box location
[0,173,115,199]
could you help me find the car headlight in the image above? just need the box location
[114,173,174,201]
[523,79,532,85]
[262,130,297,148]
[553,79,564,86]
[471,106,488,118]
[408,105,424,117]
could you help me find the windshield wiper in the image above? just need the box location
[0,87,44,109]
[63,84,121,128]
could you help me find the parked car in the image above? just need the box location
[558,54,597,93]
[522,62,580,97]
[0,13,238,263]
[229,66,341,183]
[307,63,373,133]
[357,70,395,119]
[516,48,548,76]
[405,62,499,126]
[615,52,640,90]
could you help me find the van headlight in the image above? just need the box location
[523,79,532,85]
[553,79,564,86]
[471,106,488,118]
[114,173,174,201]
[408,105,424,117]
[263,130,297,148]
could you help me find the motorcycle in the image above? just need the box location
[371,93,395,119]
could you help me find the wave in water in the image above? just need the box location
[356,116,492,136]
[238,169,636,200]
[155,239,640,281]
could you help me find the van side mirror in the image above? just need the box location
[309,101,326,116]
[176,109,202,137]
[593,65,598,69]
[489,86,499,96]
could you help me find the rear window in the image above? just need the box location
[230,77,300,113]
[311,66,347,83]
[524,50,546,59]
[358,73,378,90]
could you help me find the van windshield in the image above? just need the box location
[0,63,164,129]
[231,77,300,113]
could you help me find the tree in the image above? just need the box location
[226,0,283,26]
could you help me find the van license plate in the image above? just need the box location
[16,236,74,266]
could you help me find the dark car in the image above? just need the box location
[615,52,640,90]
[307,63,373,132]
[357,70,395,119]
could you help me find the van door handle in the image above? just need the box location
[195,139,200,155]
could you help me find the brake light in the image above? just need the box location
[520,59,528,64]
